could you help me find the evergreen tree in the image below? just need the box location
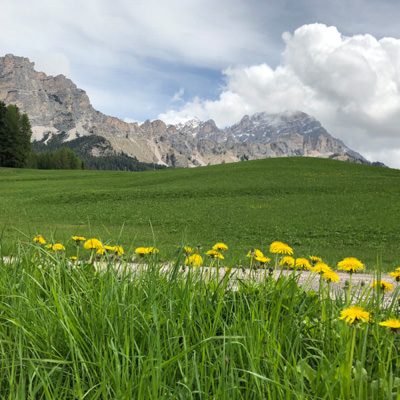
[0,102,33,168]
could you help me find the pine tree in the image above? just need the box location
[0,102,33,168]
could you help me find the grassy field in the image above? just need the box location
[2,157,400,398]
[1,246,400,398]
[1,157,400,269]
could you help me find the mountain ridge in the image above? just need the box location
[0,54,383,168]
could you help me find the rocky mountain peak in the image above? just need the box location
[0,53,378,168]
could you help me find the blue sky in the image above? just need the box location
[2,0,400,167]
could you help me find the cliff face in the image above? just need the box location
[0,54,371,167]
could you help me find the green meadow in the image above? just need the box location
[2,157,400,398]
[1,157,400,269]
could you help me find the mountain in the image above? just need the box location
[0,54,379,168]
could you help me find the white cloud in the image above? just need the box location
[171,88,185,103]
[160,23,400,168]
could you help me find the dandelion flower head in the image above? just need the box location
[53,243,65,251]
[309,255,322,264]
[206,250,224,259]
[379,319,400,330]
[295,258,312,271]
[371,280,393,292]
[389,271,400,282]
[84,238,103,251]
[212,242,228,251]
[184,246,193,254]
[185,254,203,267]
[280,256,295,268]
[337,257,364,273]
[322,270,340,283]
[255,255,270,264]
[135,247,149,256]
[269,241,293,255]
[339,306,370,324]
[312,262,331,274]
[247,249,264,258]
[33,234,46,244]
[72,236,86,244]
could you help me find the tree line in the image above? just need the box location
[0,101,82,170]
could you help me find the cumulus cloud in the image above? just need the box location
[160,24,400,167]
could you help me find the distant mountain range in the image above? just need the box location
[0,54,384,168]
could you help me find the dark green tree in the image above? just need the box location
[0,102,33,168]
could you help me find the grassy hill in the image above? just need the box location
[1,157,399,270]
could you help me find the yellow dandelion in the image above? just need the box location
[135,247,149,256]
[280,256,295,268]
[309,255,322,264]
[53,243,65,251]
[147,247,159,254]
[45,244,54,250]
[379,319,400,330]
[184,246,193,254]
[185,254,203,267]
[212,242,228,251]
[33,234,46,244]
[113,246,124,256]
[389,271,400,282]
[247,249,264,258]
[337,257,364,273]
[371,280,393,292]
[339,306,370,324]
[96,248,105,255]
[295,258,312,271]
[322,270,340,282]
[269,241,293,255]
[84,238,103,251]
[72,236,86,244]
[311,262,331,274]
[206,250,224,259]
[225,267,231,273]
[70,256,78,261]
[255,255,271,264]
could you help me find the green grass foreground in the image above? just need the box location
[1,157,400,269]
[1,246,400,399]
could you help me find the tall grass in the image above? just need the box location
[1,243,400,399]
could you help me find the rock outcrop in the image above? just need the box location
[0,54,372,167]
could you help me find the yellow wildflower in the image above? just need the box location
[147,247,159,254]
[339,306,370,324]
[389,271,400,282]
[311,262,331,274]
[45,244,54,250]
[185,254,203,267]
[371,280,393,292]
[97,248,105,255]
[337,257,364,273]
[269,241,293,255]
[280,256,295,268]
[53,243,65,251]
[309,255,322,264]
[184,246,193,254]
[212,243,228,251]
[84,238,103,251]
[247,249,264,258]
[295,258,312,271]
[322,270,340,282]
[70,256,78,261]
[255,255,271,264]
[33,234,46,244]
[135,247,148,256]
[379,319,400,330]
[72,236,86,244]
[206,250,224,259]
